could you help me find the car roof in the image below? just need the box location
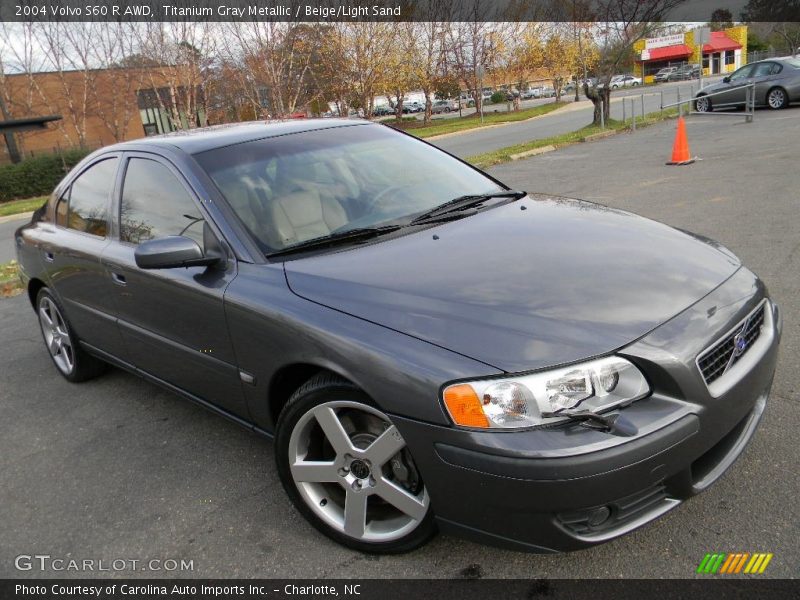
[109,118,371,155]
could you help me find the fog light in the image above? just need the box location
[587,506,611,527]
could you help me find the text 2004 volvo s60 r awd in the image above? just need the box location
[15,120,780,553]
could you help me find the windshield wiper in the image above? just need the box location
[541,409,638,437]
[409,190,527,225]
[266,225,402,258]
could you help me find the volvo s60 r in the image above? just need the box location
[15,119,781,553]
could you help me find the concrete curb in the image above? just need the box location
[0,212,33,224]
[582,130,619,142]
[509,145,556,160]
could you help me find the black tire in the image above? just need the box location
[767,87,788,110]
[695,94,712,113]
[36,288,107,383]
[275,372,437,553]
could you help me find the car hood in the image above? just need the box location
[284,195,740,373]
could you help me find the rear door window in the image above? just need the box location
[65,158,118,237]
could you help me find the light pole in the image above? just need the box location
[477,65,485,124]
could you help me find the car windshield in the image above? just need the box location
[194,123,504,254]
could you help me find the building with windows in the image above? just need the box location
[633,25,748,83]
[0,67,205,164]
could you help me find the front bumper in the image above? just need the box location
[393,268,782,552]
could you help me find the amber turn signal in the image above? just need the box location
[443,383,489,428]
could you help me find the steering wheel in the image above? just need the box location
[366,183,421,210]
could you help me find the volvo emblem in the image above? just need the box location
[732,332,747,357]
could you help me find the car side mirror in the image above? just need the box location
[722,76,731,83]
[135,235,220,269]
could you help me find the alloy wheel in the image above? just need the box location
[695,96,710,112]
[38,296,74,375]
[288,400,429,542]
[768,88,786,109]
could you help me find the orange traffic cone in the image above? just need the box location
[666,116,694,165]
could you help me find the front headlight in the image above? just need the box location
[442,357,650,429]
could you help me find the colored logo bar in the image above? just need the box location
[697,552,773,574]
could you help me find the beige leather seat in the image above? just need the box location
[265,188,348,247]
[213,168,275,244]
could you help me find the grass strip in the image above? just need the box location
[467,107,680,169]
[0,196,47,217]
[393,101,567,139]
[0,260,22,298]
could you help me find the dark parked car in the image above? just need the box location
[16,119,781,554]
[695,57,800,111]
[654,67,678,83]
[674,63,701,80]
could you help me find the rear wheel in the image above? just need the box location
[767,87,788,110]
[36,288,107,382]
[695,95,712,112]
[275,373,436,553]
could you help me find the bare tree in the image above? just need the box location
[92,23,150,142]
[1,22,83,149]
[35,22,102,147]
[132,21,216,131]
[411,2,452,123]
[583,0,685,126]
[447,3,510,117]
[330,22,394,117]
[220,21,322,119]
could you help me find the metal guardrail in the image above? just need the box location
[660,83,755,123]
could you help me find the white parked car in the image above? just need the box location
[402,101,425,114]
[611,75,642,89]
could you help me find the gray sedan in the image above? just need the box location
[695,57,800,111]
[15,119,781,554]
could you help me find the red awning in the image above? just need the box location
[703,32,742,53]
[644,44,692,61]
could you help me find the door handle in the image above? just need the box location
[111,272,127,286]
[43,251,54,262]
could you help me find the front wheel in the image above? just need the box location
[767,87,788,110]
[695,95,712,112]
[275,373,436,553]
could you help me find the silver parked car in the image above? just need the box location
[695,57,800,111]
[431,100,456,114]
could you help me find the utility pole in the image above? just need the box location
[0,93,21,164]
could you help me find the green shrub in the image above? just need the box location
[490,91,506,104]
[0,148,93,202]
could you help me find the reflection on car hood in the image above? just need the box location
[284,195,740,373]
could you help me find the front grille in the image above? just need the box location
[557,484,667,536]
[697,303,765,385]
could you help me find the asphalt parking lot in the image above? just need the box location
[1,107,798,579]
